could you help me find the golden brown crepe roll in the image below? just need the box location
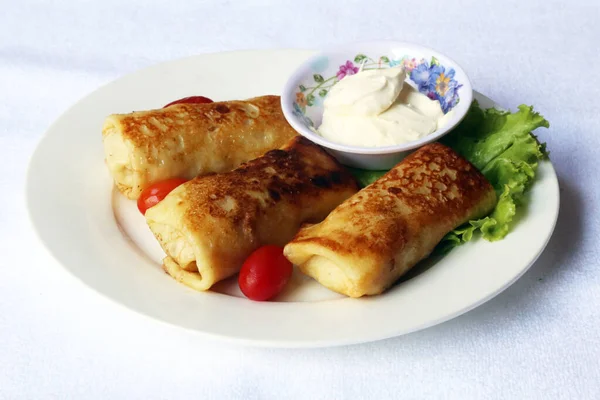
[103,95,297,199]
[284,143,497,298]
[145,136,359,291]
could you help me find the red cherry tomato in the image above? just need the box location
[238,245,293,301]
[137,178,188,215]
[163,96,214,108]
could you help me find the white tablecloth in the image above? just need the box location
[2,0,599,398]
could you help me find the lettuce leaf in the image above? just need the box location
[347,167,388,188]
[439,102,549,250]
[348,101,549,252]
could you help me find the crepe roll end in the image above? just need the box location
[147,220,216,291]
[146,188,218,291]
[162,257,213,292]
[301,256,364,298]
[285,241,367,298]
[102,117,140,199]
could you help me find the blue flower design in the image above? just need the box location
[408,58,462,113]
[410,62,432,91]
[292,102,314,127]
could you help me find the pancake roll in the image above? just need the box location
[145,136,359,291]
[103,95,297,199]
[284,143,497,298]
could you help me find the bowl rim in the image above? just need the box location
[281,41,473,155]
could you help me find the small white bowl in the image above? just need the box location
[281,41,473,169]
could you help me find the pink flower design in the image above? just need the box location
[336,60,359,80]
[402,58,418,72]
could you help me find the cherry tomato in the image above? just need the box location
[238,245,293,301]
[137,178,188,215]
[163,96,213,108]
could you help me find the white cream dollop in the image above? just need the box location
[318,66,448,147]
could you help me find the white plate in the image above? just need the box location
[26,49,559,348]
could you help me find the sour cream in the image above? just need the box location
[318,67,449,147]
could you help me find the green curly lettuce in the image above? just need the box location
[348,101,549,253]
[347,167,389,188]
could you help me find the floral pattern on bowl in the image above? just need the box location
[292,54,463,128]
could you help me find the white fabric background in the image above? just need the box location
[2,0,599,398]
